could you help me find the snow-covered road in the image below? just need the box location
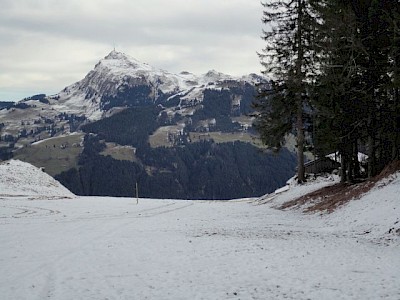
[1,195,399,300]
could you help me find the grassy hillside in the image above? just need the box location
[13,133,84,176]
[100,142,137,162]
[149,126,264,149]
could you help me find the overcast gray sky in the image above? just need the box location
[0,0,265,102]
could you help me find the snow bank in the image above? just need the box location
[0,160,75,198]
[258,173,339,207]
[327,172,400,243]
[263,171,400,243]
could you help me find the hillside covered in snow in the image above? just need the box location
[0,160,399,299]
[0,159,74,198]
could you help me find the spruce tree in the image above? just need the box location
[312,0,368,182]
[313,0,400,181]
[388,5,400,160]
[254,0,320,183]
[346,0,400,177]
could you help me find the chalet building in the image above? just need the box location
[304,157,341,174]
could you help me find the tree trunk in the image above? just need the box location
[348,147,354,183]
[340,151,347,183]
[297,103,305,182]
[393,86,400,160]
[353,139,360,179]
[296,0,305,183]
[368,133,375,178]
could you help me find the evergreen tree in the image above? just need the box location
[256,0,399,183]
[254,0,321,183]
[312,0,400,181]
[312,0,367,182]
[388,5,400,160]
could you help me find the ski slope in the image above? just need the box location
[0,162,399,299]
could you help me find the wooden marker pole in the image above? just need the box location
[135,182,139,204]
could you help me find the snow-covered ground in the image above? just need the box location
[0,161,399,299]
[0,160,74,198]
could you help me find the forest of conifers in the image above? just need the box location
[254,0,400,183]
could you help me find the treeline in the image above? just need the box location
[56,135,296,199]
[82,106,160,148]
[0,146,13,160]
[100,85,153,110]
[254,0,400,182]
[0,102,14,110]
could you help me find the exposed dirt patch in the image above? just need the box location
[374,160,400,182]
[280,160,400,213]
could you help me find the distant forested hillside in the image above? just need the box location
[56,131,296,200]
[0,102,14,110]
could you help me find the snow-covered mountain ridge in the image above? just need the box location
[51,50,262,120]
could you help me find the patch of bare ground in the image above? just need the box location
[280,160,400,213]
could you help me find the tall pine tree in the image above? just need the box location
[254,0,320,183]
[312,0,367,182]
[312,0,400,181]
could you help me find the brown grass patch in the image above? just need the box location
[280,160,400,213]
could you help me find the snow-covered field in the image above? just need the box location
[0,160,399,299]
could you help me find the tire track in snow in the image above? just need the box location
[55,201,194,223]
[0,204,60,219]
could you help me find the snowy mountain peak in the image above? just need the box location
[104,50,129,60]
[203,69,232,82]
[99,50,153,72]
[103,50,144,65]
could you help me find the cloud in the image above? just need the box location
[0,0,265,101]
